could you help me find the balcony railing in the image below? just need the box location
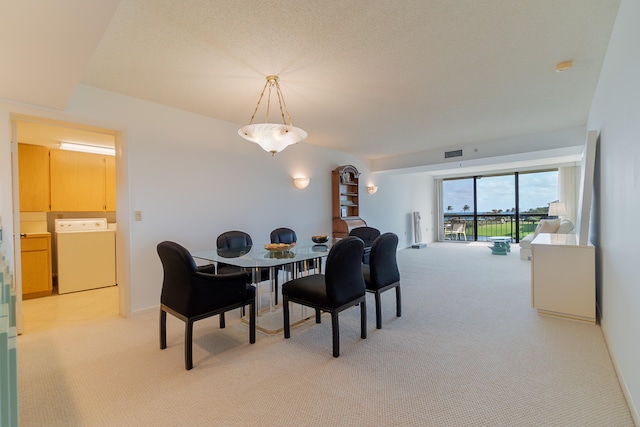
[443,213,552,242]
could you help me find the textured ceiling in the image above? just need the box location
[2,0,621,161]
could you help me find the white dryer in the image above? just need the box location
[55,218,117,294]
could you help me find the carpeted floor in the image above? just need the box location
[17,242,634,426]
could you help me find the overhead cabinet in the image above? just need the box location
[105,156,117,212]
[49,149,115,212]
[18,143,50,212]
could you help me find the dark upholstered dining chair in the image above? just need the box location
[281,236,366,357]
[362,232,401,329]
[269,227,297,305]
[269,227,318,304]
[216,230,270,282]
[270,227,298,245]
[157,241,255,370]
[349,226,381,264]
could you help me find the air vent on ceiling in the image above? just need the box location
[444,149,463,159]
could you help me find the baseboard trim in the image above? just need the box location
[600,320,639,426]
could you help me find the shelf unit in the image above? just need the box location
[332,165,366,239]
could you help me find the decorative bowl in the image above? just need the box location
[311,235,329,244]
[264,243,295,252]
[266,250,295,259]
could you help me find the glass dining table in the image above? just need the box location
[191,239,333,334]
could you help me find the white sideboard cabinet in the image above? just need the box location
[531,233,595,323]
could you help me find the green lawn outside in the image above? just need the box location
[465,221,540,238]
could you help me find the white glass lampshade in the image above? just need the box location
[238,123,307,155]
[293,177,310,189]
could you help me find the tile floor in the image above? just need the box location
[20,285,119,334]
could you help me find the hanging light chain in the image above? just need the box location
[246,75,294,128]
[272,78,294,130]
[246,78,270,126]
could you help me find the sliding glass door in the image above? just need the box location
[441,170,558,242]
[476,175,515,241]
[518,171,559,239]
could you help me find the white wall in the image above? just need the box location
[1,85,434,316]
[360,171,434,247]
[587,0,640,422]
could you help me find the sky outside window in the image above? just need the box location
[443,171,558,214]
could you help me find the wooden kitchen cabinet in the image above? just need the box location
[49,149,116,211]
[21,232,53,299]
[531,233,595,323]
[105,156,116,211]
[18,143,50,211]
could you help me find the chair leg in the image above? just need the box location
[185,319,194,370]
[219,312,226,329]
[283,296,291,339]
[315,308,322,323]
[360,300,367,339]
[331,311,340,357]
[160,308,167,349]
[249,302,256,344]
[396,285,402,317]
[375,291,382,329]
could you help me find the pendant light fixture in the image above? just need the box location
[238,75,307,155]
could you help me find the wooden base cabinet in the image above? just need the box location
[21,233,53,299]
[531,233,595,323]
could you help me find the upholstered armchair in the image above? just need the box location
[157,241,255,370]
[519,219,574,260]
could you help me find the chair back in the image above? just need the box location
[451,222,465,233]
[349,226,381,243]
[157,241,198,313]
[325,237,365,303]
[217,230,253,250]
[270,227,297,244]
[368,233,400,289]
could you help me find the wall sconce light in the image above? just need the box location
[367,185,378,194]
[293,177,310,189]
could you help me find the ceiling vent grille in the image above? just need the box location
[444,149,463,159]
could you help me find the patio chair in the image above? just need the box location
[450,222,467,240]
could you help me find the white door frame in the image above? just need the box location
[10,114,131,334]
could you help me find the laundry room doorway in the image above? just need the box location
[11,114,128,335]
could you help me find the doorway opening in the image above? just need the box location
[11,114,126,334]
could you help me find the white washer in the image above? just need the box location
[55,218,117,294]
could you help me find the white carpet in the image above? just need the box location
[17,242,634,426]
